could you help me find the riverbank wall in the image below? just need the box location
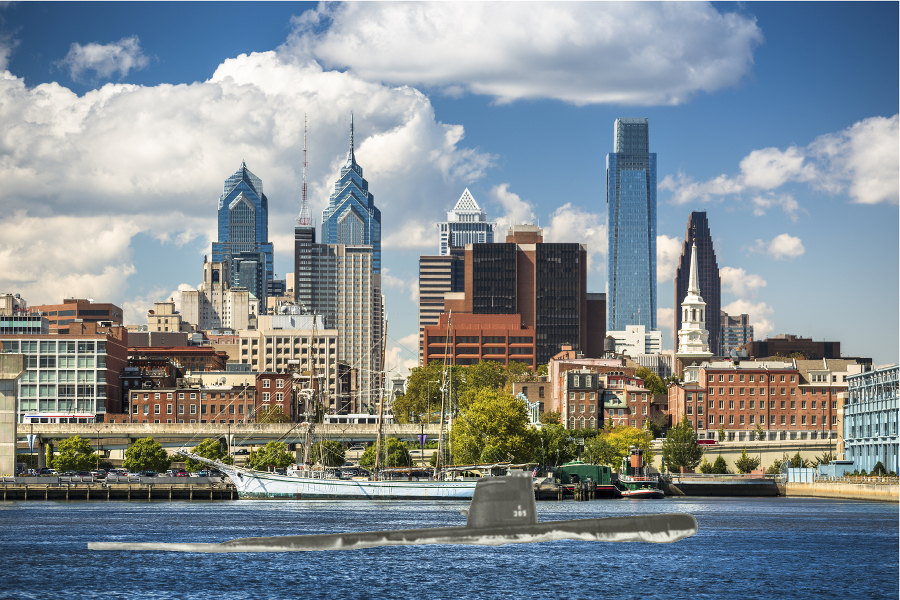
[785,481,898,502]
[1,477,236,501]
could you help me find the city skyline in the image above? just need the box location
[0,2,896,375]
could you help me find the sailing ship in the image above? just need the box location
[615,446,665,499]
[177,311,477,500]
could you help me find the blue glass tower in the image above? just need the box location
[321,115,382,273]
[211,162,274,310]
[607,118,657,332]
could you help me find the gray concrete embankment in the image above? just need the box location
[785,482,898,502]
[662,476,782,497]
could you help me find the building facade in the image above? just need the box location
[181,257,255,332]
[606,324,661,356]
[125,384,257,424]
[211,162,274,310]
[737,334,847,361]
[146,299,191,333]
[674,212,721,355]
[607,117,656,332]
[438,188,495,255]
[417,251,465,364]
[321,115,382,273]
[28,298,123,334]
[0,321,128,423]
[423,313,536,367]
[720,311,753,356]
[843,364,898,474]
[0,293,27,315]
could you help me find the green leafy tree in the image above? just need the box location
[45,441,54,469]
[503,361,534,385]
[585,435,620,468]
[52,436,99,472]
[811,451,835,468]
[711,455,729,474]
[765,452,791,474]
[717,426,726,441]
[540,411,561,425]
[535,364,549,377]
[735,448,761,474]
[754,423,766,441]
[248,441,294,470]
[535,423,576,466]
[450,388,538,465]
[462,360,506,395]
[124,437,172,473]
[311,440,346,468]
[359,438,412,468]
[403,361,457,424]
[790,451,811,468]
[635,367,667,395]
[183,438,233,472]
[698,458,715,474]
[255,405,292,424]
[661,416,703,473]
[645,412,668,439]
[871,461,887,476]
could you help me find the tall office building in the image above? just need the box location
[182,257,257,331]
[438,189,495,255]
[720,311,753,356]
[674,211,721,355]
[321,115,382,273]
[211,162,274,311]
[607,118,657,332]
[417,249,465,364]
[424,225,605,367]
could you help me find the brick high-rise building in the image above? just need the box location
[674,211,721,355]
[28,298,123,334]
[426,225,604,367]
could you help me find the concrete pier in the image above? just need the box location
[0,355,24,477]
[1,479,236,501]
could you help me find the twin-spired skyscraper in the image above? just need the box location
[607,118,657,333]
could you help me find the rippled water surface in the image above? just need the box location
[0,496,896,599]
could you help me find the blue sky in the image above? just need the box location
[0,2,896,374]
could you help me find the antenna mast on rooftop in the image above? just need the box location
[298,114,312,227]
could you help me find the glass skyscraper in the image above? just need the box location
[321,115,382,273]
[211,162,274,310]
[607,118,657,332]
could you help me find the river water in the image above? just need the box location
[0,496,896,599]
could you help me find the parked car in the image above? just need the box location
[37,468,57,476]
[140,471,158,477]
[348,444,366,451]
[74,471,91,478]
[176,471,190,477]
[235,449,250,455]
[90,469,107,479]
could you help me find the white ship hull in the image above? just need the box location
[222,467,476,500]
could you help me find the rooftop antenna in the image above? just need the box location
[297,114,311,227]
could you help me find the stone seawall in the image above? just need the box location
[786,482,898,502]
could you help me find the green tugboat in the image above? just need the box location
[616,447,665,499]
[557,461,621,498]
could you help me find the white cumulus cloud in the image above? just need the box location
[489,184,535,232]
[385,332,420,378]
[56,35,150,82]
[656,235,683,283]
[543,203,607,271]
[719,266,767,298]
[661,114,899,210]
[0,49,493,313]
[749,233,805,261]
[286,2,763,105]
[723,299,775,340]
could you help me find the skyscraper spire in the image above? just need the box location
[345,112,356,166]
[298,114,311,227]
[687,242,701,296]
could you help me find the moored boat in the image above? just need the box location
[616,447,665,499]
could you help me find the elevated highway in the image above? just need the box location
[17,422,443,452]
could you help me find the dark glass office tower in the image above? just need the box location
[674,211,721,355]
[607,118,657,332]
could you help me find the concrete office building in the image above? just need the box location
[606,324,662,356]
[720,311,754,356]
[438,189,495,255]
[417,250,465,364]
[182,257,257,332]
[0,321,129,423]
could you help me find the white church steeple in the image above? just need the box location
[677,242,713,365]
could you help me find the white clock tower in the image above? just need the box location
[677,242,713,381]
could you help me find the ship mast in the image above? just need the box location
[435,311,452,477]
[373,319,388,479]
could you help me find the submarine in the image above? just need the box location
[89,471,697,553]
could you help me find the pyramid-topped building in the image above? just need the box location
[438,188,495,255]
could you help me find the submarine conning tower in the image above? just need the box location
[466,471,538,529]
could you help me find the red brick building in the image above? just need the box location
[121,384,257,424]
[255,372,295,421]
[668,359,856,441]
[28,298,124,334]
[423,313,537,367]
